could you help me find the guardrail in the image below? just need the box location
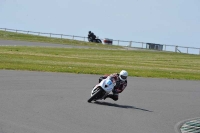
[0,28,199,55]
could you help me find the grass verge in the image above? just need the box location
[0,46,200,80]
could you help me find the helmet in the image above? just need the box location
[89,31,91,34]
[119,70,128,81]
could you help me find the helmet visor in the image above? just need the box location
[121,75,127,80]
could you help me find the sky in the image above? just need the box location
[0,0,200,50]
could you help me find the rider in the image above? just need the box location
[99,70,128,101]
[88,31,96,41]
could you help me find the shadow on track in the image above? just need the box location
[93,101,153,112]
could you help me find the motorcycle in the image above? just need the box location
[88,37,102,43]
[87,77,116,103]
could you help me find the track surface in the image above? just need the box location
[0,40,91,49]
[0,40,142,50]
[0,40,200,133]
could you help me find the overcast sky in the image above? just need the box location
[0,0,200,48]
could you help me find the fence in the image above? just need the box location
[0,28,199,55]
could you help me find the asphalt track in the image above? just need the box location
[0,40,200,133]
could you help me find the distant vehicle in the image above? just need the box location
[103,38,113,45]
[88,31,102,43]
[88,36,102,43]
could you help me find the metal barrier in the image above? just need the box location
[0,28,199,55]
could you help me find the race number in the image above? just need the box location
[106,80,112,86]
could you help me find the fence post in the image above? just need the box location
[142,42,143,48]
[129,41,132,47]
[165,45,166,51]
[118,40,119,46]
[61,34,63,39]
[5,28,7,31]
[175,46,177,52]
[84,37,85,41]
[27,31,29,34]
[72,35,74,40]
[50,33,51,37]
[187,47,188,54]
[38,32,40,35]
[16,30,18,33]
[199,49,200,55]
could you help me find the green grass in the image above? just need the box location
[0,30,123,49]
[0,46,200,80]
[0,30,200,80]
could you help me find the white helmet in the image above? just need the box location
[119,70,128,81]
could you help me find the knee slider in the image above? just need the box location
[113,96,118,101]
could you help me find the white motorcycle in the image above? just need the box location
[87,77,116,103]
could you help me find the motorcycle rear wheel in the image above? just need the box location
[87,87,103,103]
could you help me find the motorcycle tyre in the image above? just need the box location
[96,39,102,43]
[87,87,103,103]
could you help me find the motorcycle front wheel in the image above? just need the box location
[87,87,103,103]
[96,39,102,43]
